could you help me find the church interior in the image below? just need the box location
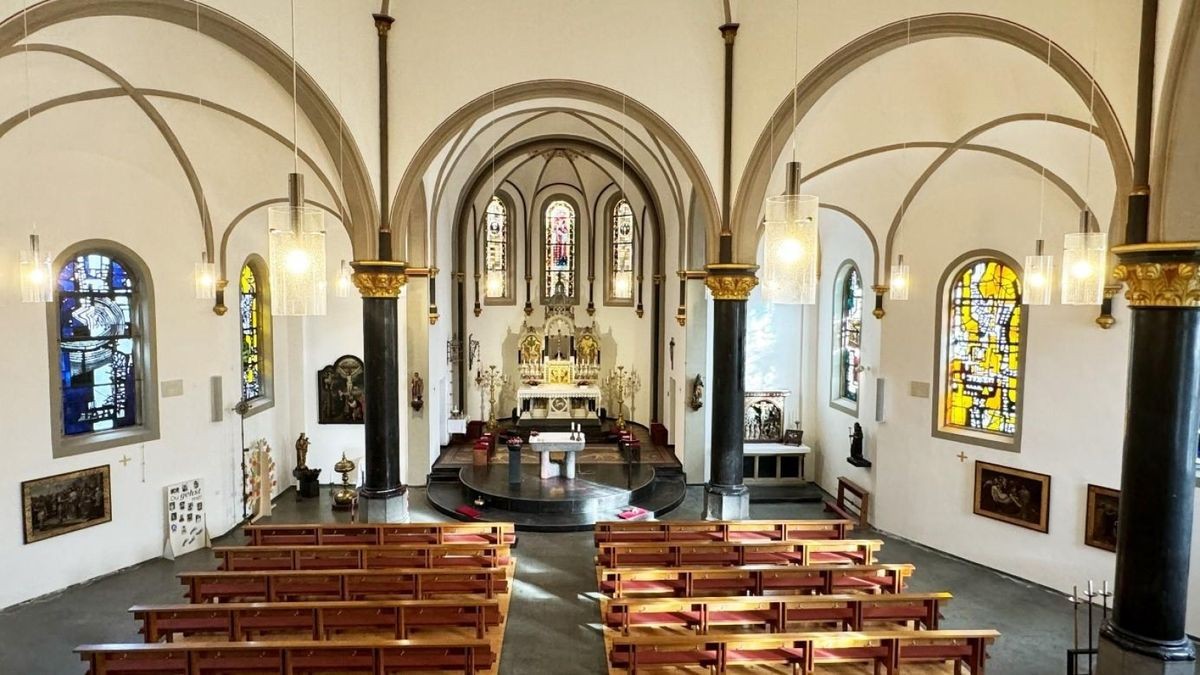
[2,1,1200,673]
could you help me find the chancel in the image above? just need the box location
[3,1,1200,674]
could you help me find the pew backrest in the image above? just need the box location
[242,522,516,546]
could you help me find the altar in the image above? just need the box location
[517,383,602,420]
[514,294,604,424]
[528,431,586,479]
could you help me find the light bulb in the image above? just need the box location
[28,266,45,285]
[892,276,906,289]
[286,249,310,274]
[1028,271,1046,288]
[1071,260,1093,280]
[778,237,804,263]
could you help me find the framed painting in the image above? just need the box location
[1085,484,1119,552]
[744,391,789,442]
[317,354,366,424]
[973,461,1050,533]
[22,465,112,544]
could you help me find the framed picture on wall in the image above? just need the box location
[972,461,1051,533]
[317,355,366,424]
[1084,484,1120,552]
[21,465,112,544]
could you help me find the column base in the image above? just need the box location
[1098,629,1197,675]
[702,484,749,520]
[357,487,410,523]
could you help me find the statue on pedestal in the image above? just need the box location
[847,422,872,468]
[291,433,322,499]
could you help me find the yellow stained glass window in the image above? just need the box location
[945,259,1021,435]
[240,264,262,401]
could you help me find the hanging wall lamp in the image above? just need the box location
[889,255,910,301]
[19,233,52,303]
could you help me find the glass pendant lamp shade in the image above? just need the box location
[269,174,327,316]
[1061,211,1107,306]
[762,193,819,304]
[334,259,352,298]
[19,233,52,303]
[1023,239,1054,305]
[484,270,505,298]
[889,255,910,300]
[193,252,216,299]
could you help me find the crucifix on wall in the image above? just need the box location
[669,338,676,370]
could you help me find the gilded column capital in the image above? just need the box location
[1112,243,1200,308]
[704,263,758,300]
[351,260,408,298]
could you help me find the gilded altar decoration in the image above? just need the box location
[350,260,408,298]
[704,263,759,300]
[513,291,604,422]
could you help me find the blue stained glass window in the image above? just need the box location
[57,253,139,435]
[837,266,863,402]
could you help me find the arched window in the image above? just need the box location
[51,244,158,457]
[483,195,511,301]
[938,257,1023,445]
[608,197,635,304]
[239,257,274,413]
[543,198,577,300]
[832,263,863,410]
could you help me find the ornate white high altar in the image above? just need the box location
[515,297,604,422]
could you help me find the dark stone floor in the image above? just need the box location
[0,485,1087,674]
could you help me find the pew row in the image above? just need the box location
[600,592,951,635]
[596,539,880,568]
[214,543,511,572]
[594,519,852,544]
[179,567,510,604]
[131,599,504,642]
[597,564,914,598]
[77,638,496,674]
[242,522,516,547]
[606,629,999,674]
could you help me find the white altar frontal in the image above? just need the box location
[517,383,602,420]
[528,432,586,479]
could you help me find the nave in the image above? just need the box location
[0,487,1076,675]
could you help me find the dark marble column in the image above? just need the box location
[351,261,409,521]
[702,263,757,520]
[1097,244,1199,675]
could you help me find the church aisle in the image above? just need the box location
[0,486,1078,674]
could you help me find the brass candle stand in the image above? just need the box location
[332,453,357,511]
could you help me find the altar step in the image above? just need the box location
[425,465,686,532]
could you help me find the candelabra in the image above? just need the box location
[478,365,509,433]
[602,365,641,430]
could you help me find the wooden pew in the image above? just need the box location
[597,564,913,598]
[179,567,509,604]
[76,638,496,674]
[596,538,880,568]
[825,476,870,528]
[242,521,516,546]
[607,629,999,674]
[594,519,851,544]
[214,543,510,571]
[600,592,951,635]
[131,599,503,642]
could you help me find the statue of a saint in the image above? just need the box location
[295,433,310,469]
[411,372,425,411]
[689,375,704,411]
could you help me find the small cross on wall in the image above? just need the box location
[118,455,132,467]
[956,452,968,463]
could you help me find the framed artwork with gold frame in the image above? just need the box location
[972,461,1050,533]
[1084,484,1119,552]
[21,465,112,544]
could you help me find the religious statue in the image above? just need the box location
[669,338,675,370]
[689,374,704,411]
[847,422,872,467]
[295,433,310,469]
[411,372,424,411]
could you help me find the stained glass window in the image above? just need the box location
[544,199,576,298]
[57,252,139,435]
[484,196,509,299]
[944,259,1022,435]
[837,265,863,403]
[240,264,263,402]
[610,198,635,301]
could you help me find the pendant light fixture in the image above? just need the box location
[1061,22,1106,306]
[1023,41,1056,306]
[194,251,216,299]
[889,255,910,300]
[17,3,52,304]
[762,0,819,305]
[268,0,327,316]
[334,259,353,298]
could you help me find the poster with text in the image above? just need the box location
[163,478,210,559]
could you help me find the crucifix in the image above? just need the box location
[956,451,968,463]
[119,455,132,467]
[669,338,675,370]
